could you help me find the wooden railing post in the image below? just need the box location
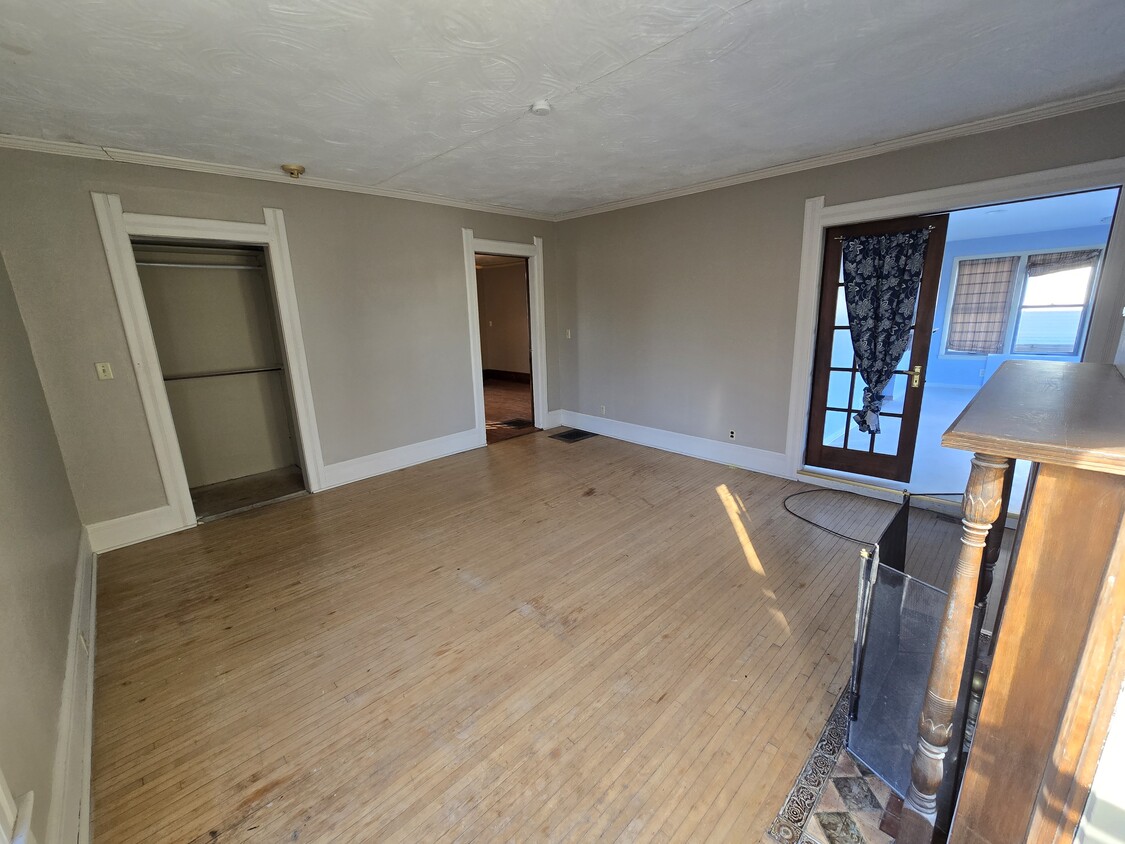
[898,453,1008,843]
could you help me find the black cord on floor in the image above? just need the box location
[781,487,967,547]
[782,488,876,546]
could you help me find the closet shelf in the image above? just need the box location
[164,365,282,382]
[136,261,262,270]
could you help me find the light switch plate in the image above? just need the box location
[95,362,114,380]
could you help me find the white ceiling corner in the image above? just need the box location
[1,0,1124,217]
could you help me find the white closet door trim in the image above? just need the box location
[462,230,548,440]
[93,193,197,528]
[262,208,326,491]
[92,196,326,536]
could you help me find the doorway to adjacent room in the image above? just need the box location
[803,186,1121,511]
[475,253,538,444]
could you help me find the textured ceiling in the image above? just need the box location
[2,0,1124,216]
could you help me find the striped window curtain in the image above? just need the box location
[946,256,1020,354]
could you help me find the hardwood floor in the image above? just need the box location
[484,378,536,443]
[94,434,909,843]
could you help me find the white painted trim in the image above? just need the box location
[92,193,196,528]
[462,229,488,443]
[785,158,1125,477]
[4,87,1123,223]
[785,196,827,477]
[542,409,564,430]
[558,411,789,477]
[121,205,325,490]
[554,87,1125,220]
[462,230,549,437]
[0,763,17,843]
[85,504,186,554]
[262,209,327,491]
[92,196,328,545]
[0,763,38,844]
[817,157,1125,226]
[528,236,549,429]
[320,428,483,490]
[46,531,95,844]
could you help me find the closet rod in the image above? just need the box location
[135,261,262,270]
[164,365,282,382]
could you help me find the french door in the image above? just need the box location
[804,214,949,482]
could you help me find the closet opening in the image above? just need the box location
[133,241,308,521]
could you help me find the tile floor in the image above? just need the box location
[803,752,895,844]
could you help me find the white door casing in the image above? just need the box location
[92,194,325,530]
[462,229,548,443]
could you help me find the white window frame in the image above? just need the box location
[940,245,1106,360]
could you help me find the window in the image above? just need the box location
[1012,250,1101,355]
[945,256,1020,354]
[944,248,1102,357]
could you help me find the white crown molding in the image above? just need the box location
[2,85,1124,222]
[553,86,1125,221]
[0,134,555,222]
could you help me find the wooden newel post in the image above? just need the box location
[898,453,1008,843]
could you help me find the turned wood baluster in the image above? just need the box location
[976,461,1015,608]
[898,453,1009,844]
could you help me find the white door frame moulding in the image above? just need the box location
[91,194,325,540]
[462,230,548,442]
[784,156,1125,478]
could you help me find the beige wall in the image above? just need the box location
[3,102,1125,528]
[555,102,1125,455]
[477,262,531,375]
[0,150,556,524]
[0,253,82,844]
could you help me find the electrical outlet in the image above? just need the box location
[95,362,114,380]
[599,405,606,416]
[729,430,736,440]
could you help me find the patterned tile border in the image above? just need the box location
[766,691,849,844]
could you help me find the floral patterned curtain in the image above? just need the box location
[841,229,931,434]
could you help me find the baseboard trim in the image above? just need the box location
[85,504,189,553]
[321,428,485,490]
[557,411,789,477]
[46,530,96,844]
[542,409,564,430]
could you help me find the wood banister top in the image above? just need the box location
[942,360,1125,475]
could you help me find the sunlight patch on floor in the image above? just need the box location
[716,483,765,577]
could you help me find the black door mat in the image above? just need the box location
[549,428,598,443]
[499,418,535,429]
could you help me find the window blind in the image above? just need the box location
[946,256,1020,354]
